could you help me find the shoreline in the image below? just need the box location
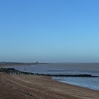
[0,65,99,99]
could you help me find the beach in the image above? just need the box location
[0,65,99,99]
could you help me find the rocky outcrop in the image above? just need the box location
[0,68,98,77]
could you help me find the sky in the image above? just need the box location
[0,0,99,63]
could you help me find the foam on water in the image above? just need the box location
[52,77,99,90]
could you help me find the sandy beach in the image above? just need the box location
[0,65,99,99]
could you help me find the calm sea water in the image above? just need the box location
[7,63,99,91]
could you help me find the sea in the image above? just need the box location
[6,63,99,91]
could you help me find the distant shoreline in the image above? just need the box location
[0,62,48,66]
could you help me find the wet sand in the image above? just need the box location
[0,65,99,99]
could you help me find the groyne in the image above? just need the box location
[0,68,98,77]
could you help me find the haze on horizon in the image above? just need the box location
[0,0,99,63]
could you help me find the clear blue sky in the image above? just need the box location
[0,0,99,63]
